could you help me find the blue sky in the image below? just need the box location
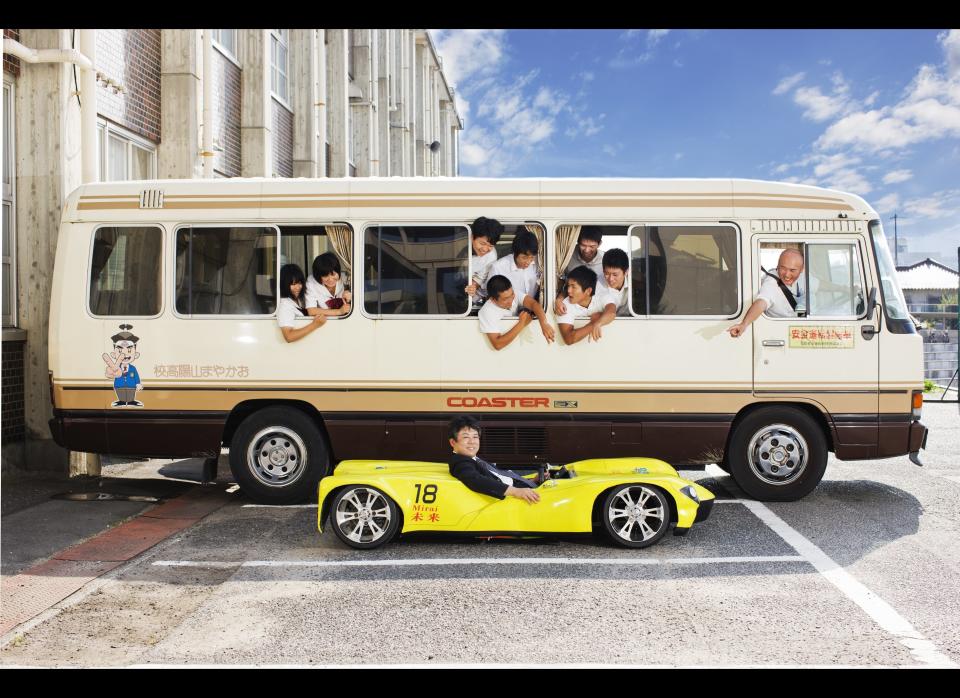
[431,29,960,265]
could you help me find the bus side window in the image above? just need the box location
[175,226,277,316]
[88,226,163,317]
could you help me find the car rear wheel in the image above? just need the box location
[726,406,828,501]
[601,484,671,548]
[330,486,400,550]
[228,406,329,504]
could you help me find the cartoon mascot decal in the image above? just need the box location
[103,324,143,408]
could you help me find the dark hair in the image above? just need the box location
[448,415,481,441]
[567,265,598,295]
[471,216,504,245]
[602,248,629,272]
[511,230,539,258]
[578,226,603,245]
[312,252,341,282]
[280,264,307,304]
[486,274,513,300]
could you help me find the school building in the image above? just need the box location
[1,29,463,473]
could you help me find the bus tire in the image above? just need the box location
[727,407,827,501]
[228,406,329,504]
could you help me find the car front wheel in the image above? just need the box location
[601,484,671,548]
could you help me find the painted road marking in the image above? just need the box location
[705,464,957,668]
[241,504,316,508]
[153,555,806,568]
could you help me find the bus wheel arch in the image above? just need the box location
[226,402,332,504]
[723,403,830,501]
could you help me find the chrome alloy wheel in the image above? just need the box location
[334,488,393,545]
[747,423,808,486]
[246,426,307,488]
[606,486,666,544]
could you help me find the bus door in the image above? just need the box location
[751,236,879,438]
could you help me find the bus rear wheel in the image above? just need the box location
[229,407,329,504]
[727,407,827,502]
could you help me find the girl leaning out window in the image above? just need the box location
[306,252,352,317]
[277,263,326,343]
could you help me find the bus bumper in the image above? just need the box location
[908,420,928,466]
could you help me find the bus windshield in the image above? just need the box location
[869,220,915,334]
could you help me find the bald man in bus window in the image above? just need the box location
[727,248,806,337]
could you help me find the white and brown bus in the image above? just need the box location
[48,177,928,503]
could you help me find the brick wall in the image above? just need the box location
[272,100,293,177]
[96,29,162,142]
[213,50,242,177]
[3,29,21,77]
[2,340,26,442]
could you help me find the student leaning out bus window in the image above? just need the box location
[307,252,352,317]
[278,263,327,342]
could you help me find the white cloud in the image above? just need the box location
[882,169,914,184]
[793,83,854,122]
[873,193,901,212]
[940,30,960,78]
[901,189,960,220]
[647,30,670,46]
[602,144,619,157]
[430,30,507,89]
[773,72,805,95]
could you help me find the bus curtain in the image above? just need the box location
[325,225,353,288]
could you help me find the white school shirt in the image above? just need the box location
[277,297,307,328]
[755,274,817,318]
[305,276,346,309]
[470,248,499,298]
[485,255,539,299]
[604,283,630,316]
[478,292,527,334]
[556,291,616,325]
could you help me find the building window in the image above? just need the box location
[88,226,163,317]
[363,225,469,317]
[212,29,237,61]
[97,121,157,182]
[2,77,16,327]
[271,29,289,105]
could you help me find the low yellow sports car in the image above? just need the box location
[318,457,714,549]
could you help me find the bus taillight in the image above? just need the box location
[912,391,923,420]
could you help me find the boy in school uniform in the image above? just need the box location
[600,248,631,317]
[464,216,504,304]
[478,275,555,351]
[484,230,540,301]
[555,226,604,315]
[556,266,617,345]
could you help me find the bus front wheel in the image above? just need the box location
[727,407,827,501]
[229,407,329,504]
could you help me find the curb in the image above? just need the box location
[0,486,232,637]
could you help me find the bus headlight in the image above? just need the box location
[680,485,700,503]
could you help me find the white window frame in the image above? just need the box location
[3,76,17,327]
[626,222,743,320]
[270,29,291,108]
[211,29,240,66]
[97,120,157,182]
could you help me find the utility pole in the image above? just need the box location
[891,213,900,266]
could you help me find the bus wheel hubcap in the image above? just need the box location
[747,424,807,485]
[248,426,307,487]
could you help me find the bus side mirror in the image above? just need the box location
[866,287,878,319]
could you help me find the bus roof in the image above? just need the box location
[65,177,878,223]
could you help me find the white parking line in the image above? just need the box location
[704,464,957,668]
[241,504,316,508]
[153,555,806,568]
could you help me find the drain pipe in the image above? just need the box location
[202,30,215,178]
[317,29,327,176]
[5,34,99,183]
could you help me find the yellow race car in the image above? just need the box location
[318,458,714,550]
